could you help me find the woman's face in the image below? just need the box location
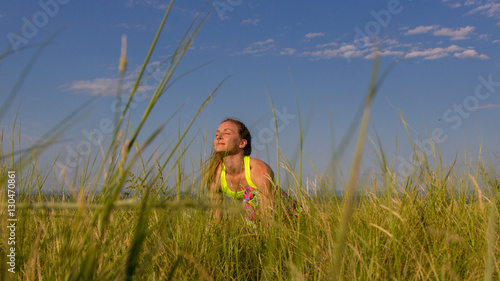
[214,121,246,154]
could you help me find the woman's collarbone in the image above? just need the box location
[228,173,247,191]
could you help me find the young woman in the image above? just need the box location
[204,118,300,229]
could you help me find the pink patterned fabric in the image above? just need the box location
[242,186,302,231]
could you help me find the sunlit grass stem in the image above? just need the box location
[331,54,380,279]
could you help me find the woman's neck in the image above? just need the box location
[223,153,245,175]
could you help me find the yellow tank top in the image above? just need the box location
[220,156,258,200]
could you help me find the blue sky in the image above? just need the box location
[1,0,499,188]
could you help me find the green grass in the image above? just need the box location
[2,158,499,280]
[1,2,499,280]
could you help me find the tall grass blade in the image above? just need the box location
[331,53,380,279]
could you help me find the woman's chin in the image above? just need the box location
[216,149,238,156]
[215,149,228,155]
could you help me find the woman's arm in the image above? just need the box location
[251,160,276,218]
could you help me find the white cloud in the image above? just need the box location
[384,39,400,46]
[308,49,340,59]
[306,44,371,59]
[278,42,490,61]
[316,42,338,48]
[453,49,489,59]
[405,45,464,60]
[62,77,154,97]
[62,78,122,96]
[464,0,478,6]
[405,25,439,35]
[61,62,164,96]
[433,26,475,40]
[242,18,260,25]
[254,38,274,46]
[404,25,476,40]
[478,34,489,40]
[466,3,500,18]
[235,46,273,55]
[441,45,463,52]
[365,50,405,59]
[280,48,296,56]
[402,45,488,61]
[304,32,325,39]
[233,32,490,62]
[441,0,463,8]
[426,53,451,60]
[233,39,276,56]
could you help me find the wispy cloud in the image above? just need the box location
[280,48,296,56]
[61,78,124,96]
[277,41,489,61]
[442,0,463,8]
[365,50,405,59]
[405,24,478,40]
[291,44,371,60]
[405,25,440,35]
[316,41,338,48]
[304,32,325,40]
[232,39,276,56]
[235,32,489,61]
[405,45,462,60]
[466,2,500,18]
[443,0,500,27]
[433,26,475,40]
[61,62,164,96]
[441,0,480,8]
[464,0,479,6]
[174,6,201,18]
[449,3,463,8]
[242,18,260,25]
[254,39,274,46]
[476,103,500,109]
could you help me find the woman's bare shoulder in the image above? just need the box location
[249,157,274,177]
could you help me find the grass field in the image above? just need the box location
[1,145,499,280]
[1,2,499,280]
